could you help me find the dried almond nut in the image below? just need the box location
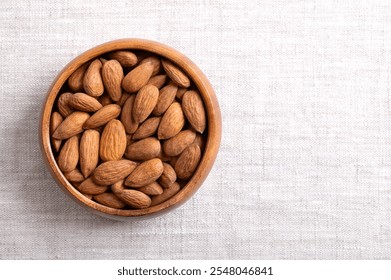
[102,59,123,101]
[138,182,164,196]
[175,143,201,179]
[163,129,196,156]
[122,62,154,93]
[182,90,206,133]
[57,92,74,118]
[93,193,126,209]
[64,168,85,183]
[83,104,121,129]
[93,160,137,185]
[57,135,79,172]
[125,158,164,187]
[132,84,159,123]
[152,83,178,116]
[132,116,161,140]
[78,177,108,195]
[112,189,151,209]
[124,137,161,161]
[121,94,139,134]
[68,62,89,92]
[69,92,103,112]
[50,111,63,152]
[157,102,185,139]
[140,56,161,76]
[107,51,137,67]
[151,182,180,206]
[100,119,127,161]
[147,74,167,89]
[80,129,100,178]
[52,111,90,140]
[158,163,177,188]
[162,59,190,88]
[83,59,104,97]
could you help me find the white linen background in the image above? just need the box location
[0,0,390,259]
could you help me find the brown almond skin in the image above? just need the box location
[93,193,126,209]
[157,149,171,162]
[99,94,112,106]
[102,60,123,101]
[152,84,178,116]
[83,104,121,129]
[107,51,137,67]
[157,102,185,139]
[193,133,206,151]
[113,189,151,209]
[124,137,161,161]
[83,59,104,97]
[93,160,137,185]
[138,182,164,195]
[69,92,103,112]
[175,143,201,179]
[50,112,63,152]
[122,62,154,93]
[132,117,161,140]
[58,135,79,172]
[57,92,74,118]
[117,92,131,107]
[125,158,164,187]
[132,85,159,123]
[140,56,161,76]
[163,129,196,156]
[100,119,127,161]
[151,182,180,206]
[158,163,177,188]
[176,88,187,100]
[121,94,139,134]
[78,177,108,195]
[79,129,100,178]
[68,63,89,92]
[147,74,167,89]
[161,59,190,88]
[182,90,206,133]
[52,111,90,140]
[64,168,85,183]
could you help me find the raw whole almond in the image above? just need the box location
[68,62,89,92]
[138,182,164,195]
[152,83,178,116]
[50,111,63,152]
[157,102,185,139]
[69,92,103,112]
[182,90,206,133]
[176,88,187,100]
[147,74,167,89]
[125,158,164,187]
[161,59,190,88]
[93,192,126,209]
[140,56,161,76]
[151,182,180,206]
[132,116,161,140]
[175,143,201,179]
[163,129,196,156]
[80,129,100,178]
[64,168,85,183]
[83,104,121,129]
[124,137,160,161]
[132,84,159,123]
[102,60,123,101]
[107,51,137,67]
[112,188,151,209]
[158,163,177,188]
[122,62,154,93]
[100,119,127,161]
[120,94,139,134]
[52,111,90,140]
[58,135,79,172]
[57,92,74,118]
[77,177,108,195]
[83,59,104,97]
[93,160,137,185]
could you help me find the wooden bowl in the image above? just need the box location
[39,39,221,220]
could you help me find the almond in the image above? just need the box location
[182,90,206,133]
[151,182,180,206]
[77,177,108,195]
[99,94,112,106]
[163,129,196,156]
[100,119,127,161]
[176,88,187,100]
[161,59,190,88]
[52,111,90,140]
[125,158,164,187]
[157,102,185,139]
[147,74,167,89]
[93,160,137,185]
[68,62,89,92]
[117,92,131,106]
[132,85,159,123]
[83,59,104,97]
[120,94,139,134]
[193,133,206,151]
[138,182,163,195]
[132,116,161,140]
[57,92,74,118]
[50,111,63,152]
[157,149,171,162]
[140,56,161,76]
[79,129,100,178]
[69,92,103,112]
[158,163,177,188]
[124,137,161,161]
[64,168,85,183]
[152,83,178,116]
[83,104,121,129]
[93,193,126,209]
[175,143,201,179]
[107,51,137,67]
[122,62,154,93]
[112,188,151,209]
[102,60,123,101]
[58,135,79,172]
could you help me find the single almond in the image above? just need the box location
[69,92,103,112]
[93,160,137,185]
[138,182,164,196]
[100,119,127,161]
[93,193,126,209]
[83,59,104,97]
[152,83,178,116]
[122,62,154,93]
[158,163,177,188]
[102,60,123,101]
[111,179,125,193]
[176,88,187,100]
[161,59,190,88]
[147,74,167,89]
[151,182,180,206]
[120,94,139,134]
[77,177,108,195]
[132,116,161,140]
[83,104,121,129]
[99,94,112,106]
[163,129,196,156]
[57,92,74,118]
[79,129,100,178]
[124,137,161,161]
[52,111,90,140]
[182,90,206,133]
[157,102,185,139]
[112,189,151,209]
[132,85,159,123]
[175,143,201,179]
[57,135,79,172]
[50,111,63,152]
[64,168,85,183]
[125,158,164,187]
[68,62,89,92]
[107,51,137,67]
[140,56,161,76]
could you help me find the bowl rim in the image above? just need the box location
[40,38,222,219]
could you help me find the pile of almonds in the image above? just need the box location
[50,50,206,209]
